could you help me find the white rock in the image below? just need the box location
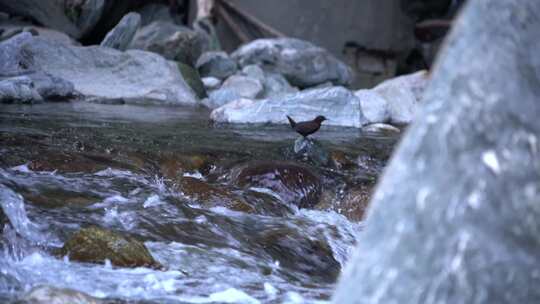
[202,77,222,90]
[211,86,367,128]
[0,33,198,105]
[355,89,390,124]
[373,70,429,124]
[362,123,401,133]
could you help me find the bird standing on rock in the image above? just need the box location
[286,115,327,138]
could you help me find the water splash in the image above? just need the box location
[0,184,51,246]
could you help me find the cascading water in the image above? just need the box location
[0,103,397,303]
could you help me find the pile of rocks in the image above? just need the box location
[0,1,429,127]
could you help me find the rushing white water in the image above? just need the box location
[0,103,392,303]
[0,166,361,303]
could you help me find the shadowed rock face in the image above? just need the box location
[333,1,540,303]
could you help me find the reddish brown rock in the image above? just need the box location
[232,161,322,208]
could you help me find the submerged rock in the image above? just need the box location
[231,38,353,88]
[335,183,374,222]
[211,86,367,128]
[333,1,540,303]
[58,226,161,269]
[373,70,429,125]
[178,176,255,213]
[329,150,357,171]
[21,285,103,304]
[0,33,198,105]
[253,227,341,283]
[293,137,330,167]
[100,12,141,51]
[129,20,205,66]
[196,51,238,79]
[232,161,322,208]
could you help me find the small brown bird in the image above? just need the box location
[286,115,327,137]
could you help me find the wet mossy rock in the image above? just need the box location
[178,62,207,99]
[58,226,161,269]
[232,161,322,208]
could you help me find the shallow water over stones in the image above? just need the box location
[0,102,398,303]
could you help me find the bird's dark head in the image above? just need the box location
[314,115,327,123]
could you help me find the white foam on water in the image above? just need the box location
[183,171,204,180]
[143,194,163,208]
[0,184,51,245]
[208,288,260,304]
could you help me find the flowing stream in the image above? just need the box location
[0,103,398,303]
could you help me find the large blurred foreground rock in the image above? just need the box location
[333,0,540,303]
[0,33,198,104]
[232,38,353,88]
[58,226,161,269]
[211,86,367,128]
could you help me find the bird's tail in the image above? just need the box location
[286,115,296,128]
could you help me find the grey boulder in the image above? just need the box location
[196,51,238,79]
[0,0,105,39]
[211,86,367,128]
[100,12,141,51]
[0,20,77,45]
[354,89,390,124]
[221,75,264,99]
[204,74,264,109]
[129,20,205,66]
[231,38,353,88]
[0,33,198,105]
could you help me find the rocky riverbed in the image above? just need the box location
[0,103,399,303]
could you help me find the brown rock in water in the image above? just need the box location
[158,152,211,180]
[336,183,374,222]
[232,161,322,208]
[21,188,99,209]
[254,227,341,283]
[177,177,293,216]
[329,150,357,170]
[57,226,161,269]
[177,176,255,213]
